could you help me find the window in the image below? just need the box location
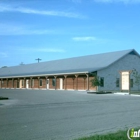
[100,77,104,87]
[40,79,43,87]
[116,78,119,87]
[130,79,133,88]
[52,79,56,87]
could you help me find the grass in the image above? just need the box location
[130,91,140,95]
[76,129,140,140]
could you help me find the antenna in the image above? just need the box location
[35,58,42,63]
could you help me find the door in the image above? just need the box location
[46,79,49,89]
[60,78,63,90]
[26,80,29,89]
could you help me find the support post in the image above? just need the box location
[86,74,89,91]
[75,75,78,90]
[17,78,19,88]
[30,77,32,89]
[0,79,2,88]
[12,78,14,88]
[54,76,57,90]
[24,78,26,88]
[45,77,48,89]
[64,75,67,90]
[6,79,8,88]
[38,77,40,89]
[72,78,75,90]
[83,77,86,90]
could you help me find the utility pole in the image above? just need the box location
[35,58,42,63]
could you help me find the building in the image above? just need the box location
[0,49,140,91]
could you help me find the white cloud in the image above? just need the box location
[0,52,8,58]
[72,36,96,41]
[0,4,84,18]
[20,48,66,53]
[71,0,82,3]
[35,48,66,53]
[0,23,54,35]
[94,0,140,4]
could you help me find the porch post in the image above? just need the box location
[0,79,2,88]
[45,76,48,89]
[6,79,8,88]
[86,74,89,91]
[7,79,9,88]
[38,77,40,89]
[72,78,75,90]
[64,75,67,90]
[12,78,14,88]
[54,76,57,90]
[75,75,78,90]
[83,77,86,90]
[17,78,19,88]
[23,78,26,88]
[30,77,32,88]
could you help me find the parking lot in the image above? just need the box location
[0,89,140,140]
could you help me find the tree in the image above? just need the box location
[90,73,101,87]
[19,62,24,65]
[132,69,140,90]
[1,66,8,68]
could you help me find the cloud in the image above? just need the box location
[72,36,96,41]
[0,52,8,58]
[35,48,66,53]
[94,0,140,4]
[0,23,54,35]
[20,48,66,53]
[70,0,82,3]
[0,4,84,18]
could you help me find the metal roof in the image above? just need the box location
[0,49,138,78]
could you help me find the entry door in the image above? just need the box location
[26,80,29,89]
[46,79,49,89]
[60,78,63,90]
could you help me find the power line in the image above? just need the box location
[35,58,42,63]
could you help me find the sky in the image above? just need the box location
[0,0,140,67]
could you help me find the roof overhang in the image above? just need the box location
[0,71,90,79]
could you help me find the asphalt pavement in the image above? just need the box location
[0,89,140,140]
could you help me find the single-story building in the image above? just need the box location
[0,49,140,91]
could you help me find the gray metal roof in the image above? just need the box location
[0,49,138,78]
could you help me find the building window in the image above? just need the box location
[116,78,119,87]
[130,79,133,88]
[52,79,56,87]
[40,79,43,87]
[100,77,104,87]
